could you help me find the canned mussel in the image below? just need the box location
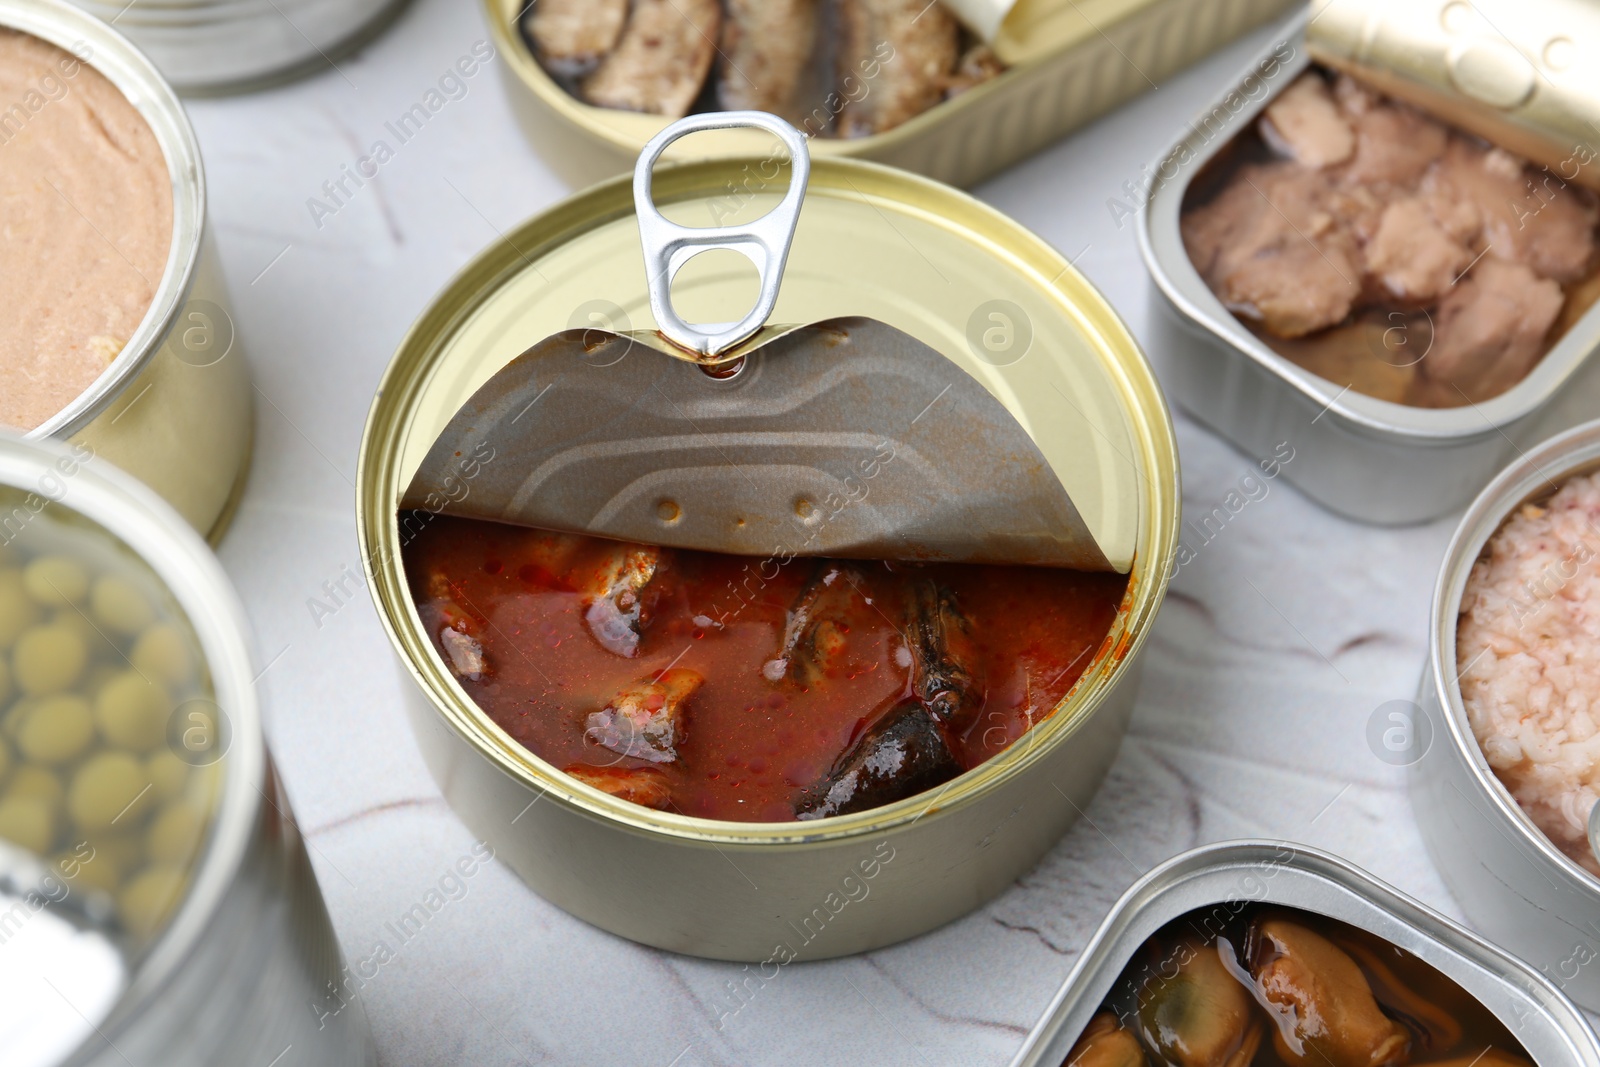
[1010,842,1600,1067]
[1413,418,1600,1011]
[0,436,370,1066]
[358,113,1180,959]
[1138,0,1600,524]
[0,0,253,540]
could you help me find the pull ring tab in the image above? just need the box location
[634,111,810,358]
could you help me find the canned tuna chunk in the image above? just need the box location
[359,113,1180,960]
[1139,6,1600,524]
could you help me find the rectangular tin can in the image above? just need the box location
[485,0,1295,190]
[357,154,1181,962]
[0,434,373,1067]
[1008,841,1600,1067]
[5,0,254,541]
[1412,418,1600,1013]
[1136,14,1600,525]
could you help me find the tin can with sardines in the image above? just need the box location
[486,0,1296,189]
[1138,1,1600,524]
[1413,418,1600,1012]
[1009,841,1600,1067]
[357,112,1180,961]
[0,434,372,1066]
[1,0,253,541]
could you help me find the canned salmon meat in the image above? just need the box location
[521,0,1000,131]
[360,115,1179,958]
[1063,903,1530,1067]
[1453,464,1600,876]
[1180,63,1600,410]
[0,0,253,540]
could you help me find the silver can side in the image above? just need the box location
[1411,419,1600,1012]
[1008,841,1600,1067]
[4,0,253,541]
[1136,22,1600,525]
[0,435,372,1067]
[63,0,410,96]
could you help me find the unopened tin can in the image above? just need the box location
[358,147,1180,961]
[63,0,408,96]
[485,0,1293,189]
[1009,841,1600,1067]
[1413,419,1600,1012]
[4,0,253,540]
[0,434,372,1067]
[1137,13,1600,525]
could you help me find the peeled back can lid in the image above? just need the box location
[1308,0,1600,190]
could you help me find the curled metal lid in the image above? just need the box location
[402,113,1116,572]
[1309,0,1600,190]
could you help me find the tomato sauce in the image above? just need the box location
[402,514,1128,822]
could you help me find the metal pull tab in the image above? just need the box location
[634,111,810,358]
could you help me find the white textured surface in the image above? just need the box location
[180,3,1600,1064]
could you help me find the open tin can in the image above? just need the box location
[485,0,1293,189]
[1413,419,1600,1012]
[0,434,371,1066]
[358,113,1179,960]
[1137,2,1600,524]
[61,0,409,95]
[1008,841,1600,1067]
[3,0,253,540]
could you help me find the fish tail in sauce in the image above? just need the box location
[906,579,978,726]
[794,700,961,819]
[580,543,664,657]
[764,561,863,686]
[564,765,673,811]
[585,667,702,765]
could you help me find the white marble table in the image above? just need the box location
[183,3,1600,1064]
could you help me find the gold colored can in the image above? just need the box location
[5,0,253,542]
[485,0,1294,189]
[358,151,1179,961]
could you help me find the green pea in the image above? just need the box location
[23,556,89,606]
[146,803,205,864]
[16,695,94,764]
[91,575,154,636]
[4,765,63,806]
[0,796,55,853]
[145,751,189,802]
[94,671,169,752]
[13,623,88,695]
[118,864,187,940]
[131,624,194,689]
[0,570,41,649]
[68,751,154,832]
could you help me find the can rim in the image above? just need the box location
[2,0,204,442]
[358,155,1180,847]
[1137,17,1600,443]
[1426,416,1600,893]
[0,433,264,1050]
[1008,839,1600,1067]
